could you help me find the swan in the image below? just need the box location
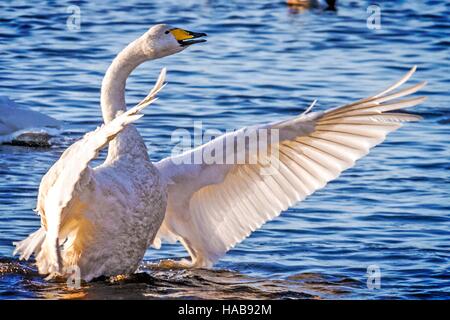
[0,96,61,147]
[14,24,207,281]
[14,23,426,281]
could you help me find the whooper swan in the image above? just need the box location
[15,24,426,279]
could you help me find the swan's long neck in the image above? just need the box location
[101,38,148,123]
[100,38,151,162]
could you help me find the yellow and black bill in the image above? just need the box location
[168,28,207,46]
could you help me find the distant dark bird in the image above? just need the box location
[286,0,337,11]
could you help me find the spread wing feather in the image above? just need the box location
[154,66,425,267]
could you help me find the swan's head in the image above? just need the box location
[142,24,207,58]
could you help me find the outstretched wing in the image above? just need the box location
[32,69,166,275]
[154,66,426,267]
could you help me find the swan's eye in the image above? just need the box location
[165,30,170,34]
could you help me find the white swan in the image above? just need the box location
[14,24,207,281]
[152,66,426,268]
[0,96,61,146]
[14,23,426,281]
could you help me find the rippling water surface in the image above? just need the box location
[0,0,449,299]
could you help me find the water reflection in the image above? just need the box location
[0,258,358,299]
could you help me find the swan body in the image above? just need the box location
[0,96,61,146]
[14,24,206,280]
[14,75,166,280]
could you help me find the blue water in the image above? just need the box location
[0,0,449,299]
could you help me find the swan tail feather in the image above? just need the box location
[14,227,62,277]
[13,227,46,261]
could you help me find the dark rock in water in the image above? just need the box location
[8,132,52,147]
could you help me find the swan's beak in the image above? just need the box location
[170,28,207,47]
